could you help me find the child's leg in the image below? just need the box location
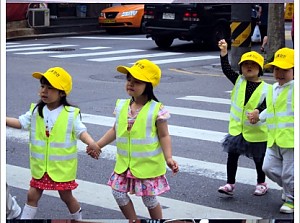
[142,196,162,219]
[262,147,283,187]
[281,148,294,201]
[253,157,266,184]
[58,190,81,220]
[112,189,137,219]
[21,186,43,219]
[227,152,240,184]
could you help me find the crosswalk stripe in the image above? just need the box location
[67,36,152,41]
[177,96,231,105]
[6,42,20,45]
[6,164,261,219]
[5,127,281,191]
[50,49,145,58]
[88,52,184,62]
[6,45,77,52]
[15,51,61,55]
[141,56,219,65]
[165,106,229,121]
[81,46,111,50]
[80,113,226,142]
[6,43,48,48]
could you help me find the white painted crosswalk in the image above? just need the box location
[6,95,281,219]
[6,40,219,65]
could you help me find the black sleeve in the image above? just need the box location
[256,99,267,113]
[220,53,240,85]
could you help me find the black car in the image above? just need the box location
[143,3,231,49]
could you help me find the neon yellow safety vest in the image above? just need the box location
[265,82,294,148]
[229,76,269,142]
[114,99,166,179]
[29,103,79,182]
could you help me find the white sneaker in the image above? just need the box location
[6,196,21,219]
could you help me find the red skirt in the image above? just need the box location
[30,173,78,190]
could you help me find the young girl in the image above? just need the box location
[87,59,179,219]
[6,67,100,219]
[217,39,269,196]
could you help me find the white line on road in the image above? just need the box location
[141,56,219,65]
[6,45,77,52]
[15,51,61,55]
[50,49,145,58]
[6,164,261,219]
[81,46,111,50]
[165,106,229,121]
[6,43,48,48]
[88,52,184,62]
[177,96,231,105]
[67,36,152,41]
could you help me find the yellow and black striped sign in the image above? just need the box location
[231,22,251,47]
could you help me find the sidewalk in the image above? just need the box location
[6,17,105,41]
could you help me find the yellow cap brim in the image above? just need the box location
[32,72,43,79]
[264,61,294,69]
[117,65,150,83]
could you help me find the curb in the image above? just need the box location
[6,30,105,41]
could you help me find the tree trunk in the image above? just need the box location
[266,3,285,63]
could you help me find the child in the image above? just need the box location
[6,67,100,219]
[86,59,179,219]
[217,39,269,196]
[248,48,294,213]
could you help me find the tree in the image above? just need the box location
[266,3,285,63]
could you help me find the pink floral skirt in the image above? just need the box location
[108,169,170,196]
[30,173,78,190]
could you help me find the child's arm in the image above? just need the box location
[86,125,116,158]
[218,39,228,57]
[6,117,22,129]
[157,121,179,175]
[80,131,101,159]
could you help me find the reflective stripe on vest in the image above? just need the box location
[229,76,268,142]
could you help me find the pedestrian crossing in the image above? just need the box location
[6,40,219,65]
[6,95,282,219]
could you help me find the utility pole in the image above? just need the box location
[230,4,252,71]
[266,3,285,63]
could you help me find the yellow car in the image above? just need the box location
[99,4,144,34]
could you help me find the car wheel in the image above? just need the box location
[154,38,174,48]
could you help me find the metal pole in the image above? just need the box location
[230,4,252,71]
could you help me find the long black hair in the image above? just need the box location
[33,77,79,118]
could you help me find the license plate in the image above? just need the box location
[162,13,175,20]
[103,19,115,23]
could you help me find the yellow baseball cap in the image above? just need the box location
[117,59,161,88]
[32,67,72,95]
[264,48,294,69]
[238,51,264,70]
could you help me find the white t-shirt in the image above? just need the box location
[19,105,86,138]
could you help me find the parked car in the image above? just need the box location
[99,4,144,34]
[143,3,231,49]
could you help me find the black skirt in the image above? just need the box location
[222,133,267,160]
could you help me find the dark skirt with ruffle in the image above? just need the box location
[222,133,267,161]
